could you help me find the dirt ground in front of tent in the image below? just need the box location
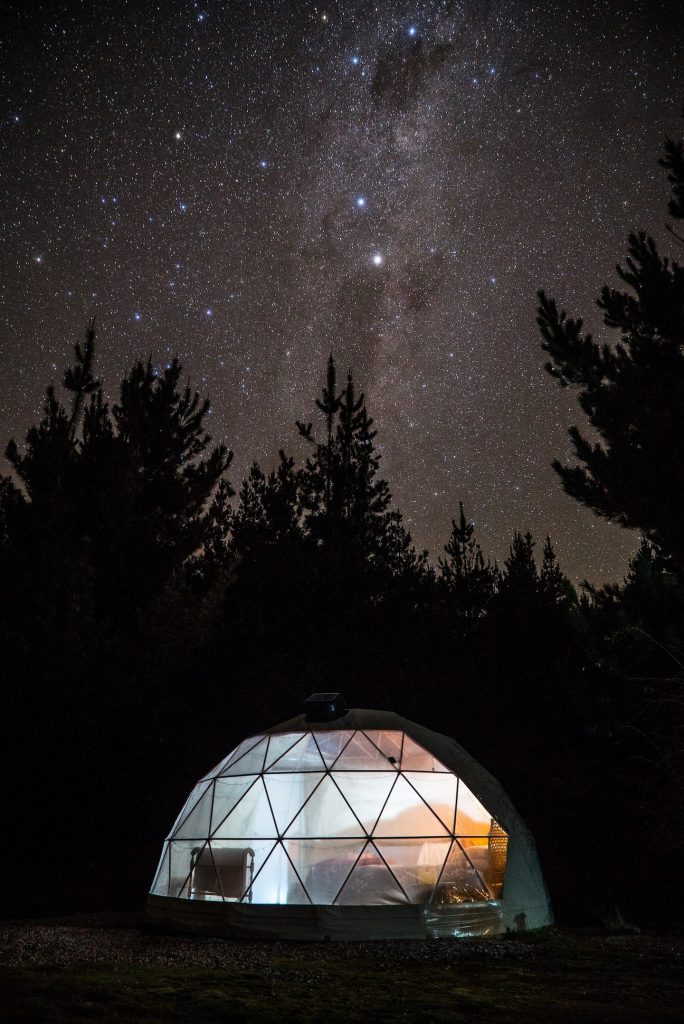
[1,914,681,1023]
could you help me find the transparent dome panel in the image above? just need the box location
[167,779,212,838]
[263,733,303,770]
[335,843,409,905]
[263,772,326,834]
[434,840,491,903]
[284,774,365,838]
[203,735,264,780]
[211,776,277,839]
[455,783,497,837]
[333,731,399,770]
[374,838,452,903]
[245,841,310,905]
[402,772,458,833]
[210,776,260,833]
[330,771,397,833]
[311,730,354,767]
[284,838,367,904]
[267,733,326,772]
[400,735,450,772]
[173,782,215,840]
[374,775,449,837]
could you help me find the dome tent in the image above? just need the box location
[147,699,552,940]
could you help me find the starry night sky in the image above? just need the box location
[1,0,683,582]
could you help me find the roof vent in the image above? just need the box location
[303,692,347,722]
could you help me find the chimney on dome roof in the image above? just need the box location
[303,692,347,722]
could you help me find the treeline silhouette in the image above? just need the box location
[2,129,684,929]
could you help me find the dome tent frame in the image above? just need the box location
[147,708,552,940]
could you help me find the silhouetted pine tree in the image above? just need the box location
[538,120,684,570]
[231,452,300,556]
[297,357,424,581]
[499,530,538,597]
[440,502,498,623]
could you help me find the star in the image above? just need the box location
[355,196,367,208]
[372,252,384,266]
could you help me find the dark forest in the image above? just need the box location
[2,127,684,934]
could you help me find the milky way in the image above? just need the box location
[1,0,683,581]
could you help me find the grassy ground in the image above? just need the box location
[1,918,682,1023]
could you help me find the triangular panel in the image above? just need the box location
[333,731,397,770]
[433,840,490,902]
[268,733,326,772]
[284,774,364,838]
[374,838,452,904]
[361,730,403,766]
[374,775,449,837]
[243,841,310,905]
[166,779,212,838]
[264,733,303,770]
[455,782,496,836]
[284,839,367,904]
[402,772,458,833]
[173,783,215,839]
[312,730,354,767]
[335,844,409,905]
[211,776,259,832]
[263,772,325,834]
[211,776,277,838]
[169,839,205,898]
[400,735,450,772]
[219,736,269,776]
[331,771,397,833]
[204,735,264,779]
[150,843,171,896]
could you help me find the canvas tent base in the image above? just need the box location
[146,894,519,941]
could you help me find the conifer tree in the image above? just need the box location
[231,451,299,554]
[538,122,684,570]
[500,530,538,594]
[296,356,423,579]
[3,331,233,623]
[440,502,498,621]
[539,536,573,606]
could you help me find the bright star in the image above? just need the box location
[356,196,366,208]
[34,255,43,263]
[259,159,268,169]
[134,312,142,321]
[179,202,188,211]
[351,55,360,65]
[175,131,182,140]
[372,252,384,266]
[408,26,417,37]
[205,308,213,317]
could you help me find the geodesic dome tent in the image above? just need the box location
[147,702,552,940]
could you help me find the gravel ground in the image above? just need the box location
[0,912,540,969]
